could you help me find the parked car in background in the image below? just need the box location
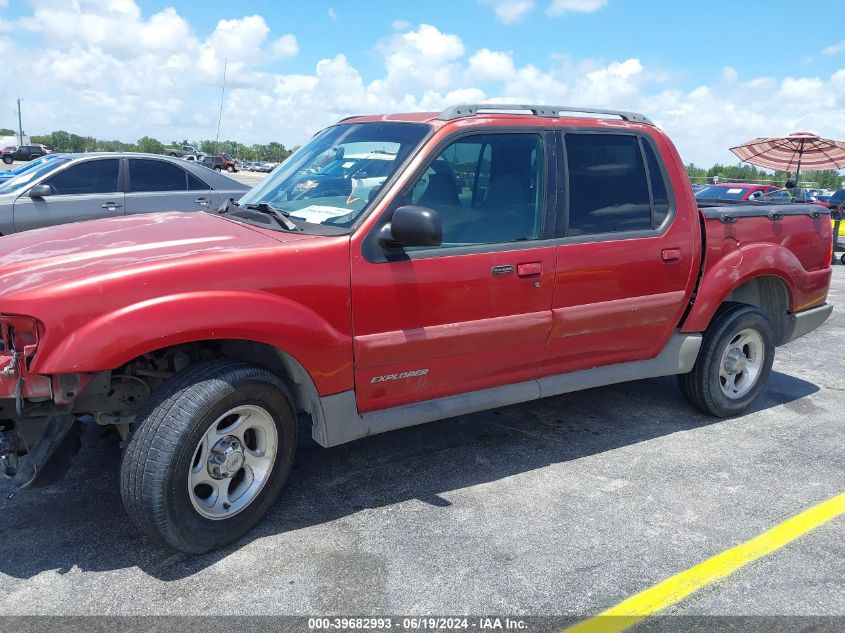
[694,183,780,202]
[814,194,831,208]
[1,144,48,164]
[201,155,240,172]
[164,144,201,159]
[825,188,844,211]
[220,153,238,172]
[0,152,248,233]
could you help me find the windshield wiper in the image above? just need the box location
[231,201,301,231]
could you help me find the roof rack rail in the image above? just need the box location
[438,104,653,125]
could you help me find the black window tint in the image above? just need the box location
[45,159,120,195]
[408,134,543,247]
[129,159,188,192]
[642,139,669,227]
[187,171,208,190]
[565,134,651,235]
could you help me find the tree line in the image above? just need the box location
[2,126,842,187]
[685,162,842,190]
[1,129,296,162]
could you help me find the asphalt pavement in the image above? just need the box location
[0,183,842,625]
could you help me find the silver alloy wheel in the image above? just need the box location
[188,404,278,520]
[718,328,765,399]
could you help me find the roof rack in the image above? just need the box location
[437,104,653,125]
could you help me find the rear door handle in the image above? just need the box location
[194,197,211,206]
[101,202,122,210]
[517,262,542,277]
[661,248,681,262]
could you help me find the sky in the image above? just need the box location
[1,0,844,166]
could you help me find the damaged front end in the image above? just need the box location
[0,315,81,490]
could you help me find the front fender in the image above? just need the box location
[681,241,831,334]
[31,290,353,395]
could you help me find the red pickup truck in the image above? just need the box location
[0,105,833,553]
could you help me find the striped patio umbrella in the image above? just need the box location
[730,132,845,185]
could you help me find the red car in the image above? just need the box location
[695,182,780,201]
[0,105,833,552]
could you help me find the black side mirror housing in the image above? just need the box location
[379,205,442,249]
[28,184,53,198]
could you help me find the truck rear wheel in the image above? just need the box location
[120,361,296,553]
[678,303,775,417]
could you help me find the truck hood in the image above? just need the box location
[0,211,318,299]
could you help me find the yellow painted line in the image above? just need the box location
[564,492,845,633]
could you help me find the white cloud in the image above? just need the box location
[327,7,337,21]
[392,19,411,30]
[271,34,299,59]
[721,66,738,82]
[467,49,516,81]
[482,0,536,24]
[822,40,845,56]
[370,24,465,100]
[547,0,607,17]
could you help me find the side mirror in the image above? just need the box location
[379,205,442,249]
[28,184,53,198]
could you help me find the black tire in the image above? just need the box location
[2,155,12,164]
[226,165,235,173]
[678,303,775,417]
[120,361,297,553]
[168,152,177,157]
[840,253,845,265]
[214,166,222,172]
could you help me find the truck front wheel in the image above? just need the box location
[678,303,775,417]
[120,361,297,553]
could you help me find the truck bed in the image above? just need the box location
[682,202,833,338]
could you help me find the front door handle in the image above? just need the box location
[517,262,542,277]
[101,202,122,210]
[661,248,681,262]
[194,197,211,206]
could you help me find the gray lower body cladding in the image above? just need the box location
[314,332,703,448]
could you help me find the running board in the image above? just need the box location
[314,333,702,447]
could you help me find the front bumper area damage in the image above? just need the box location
[0,314,83,489]
[0,414,79,489]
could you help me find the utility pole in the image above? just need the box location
[15,98,24,145]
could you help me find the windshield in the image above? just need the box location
[238,122,430,229]
[4,155,54,176]
[694,185,751,200]
[0,157,71,195]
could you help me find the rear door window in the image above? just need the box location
[44,159,120,195]
[564,133,651,236]
[129,159,189,192]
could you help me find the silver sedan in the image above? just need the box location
[0,153,249,234]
